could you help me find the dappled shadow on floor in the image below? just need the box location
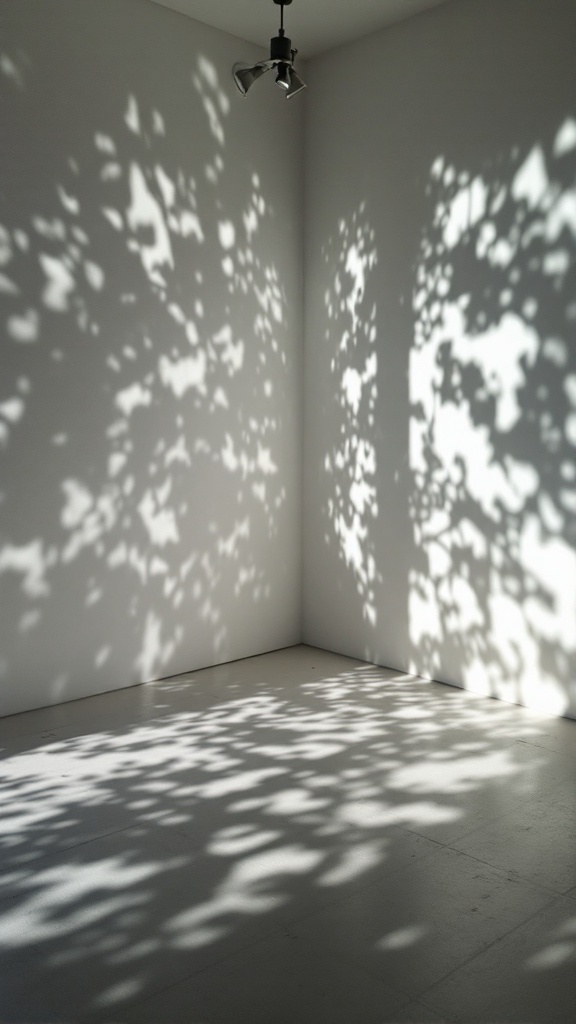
[0,648,574,1022]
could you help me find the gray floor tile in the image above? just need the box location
[123,930,407,1024]
[285,844,555,999]
[393,1001,453,1022]
[0,828,287,1021]
[424,897,576,1023]
[451,776,576,894]
[0,646,574,1024]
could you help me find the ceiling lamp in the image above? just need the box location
[233,0,306,100]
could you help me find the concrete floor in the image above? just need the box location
[0,645,575,1023]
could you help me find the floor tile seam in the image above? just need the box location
[515,736,576,762]
[399,819,513,849]
[0,714,149,746]
[424,805,544,850]
[0,733,59,755]
[278,869,400,930]
[512,741,573,765]
[278,842,450,931]
[396,817,566,865]
[0,884,32,908]
[380,987,460,1023]
[433,843,572,899]
[306,888,563,1017]
[507,745,576,783]
[25,708,181,744]
[333,951,437,1014]
[281,927,418,1005]
[159,824,204,851]
[0,822,144,900]
[118,918,291,1013]
[397,774,576,851]
[397,994,462,1022]
[395,827,467,858]
[5,722,573,762]
[300,943,419,1011]
[279,880,385,932]
[409,894,567,1011]
[1,702,215,750]
[445,800,576,851]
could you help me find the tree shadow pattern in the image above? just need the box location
[0,650,573,1021]
[317,205,381,631]
[0,3,300,714]
[409,120,576,717]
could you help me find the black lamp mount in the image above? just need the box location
[233,0,306,100]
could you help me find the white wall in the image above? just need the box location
[303,0,576,718]
[3,0,575,723]
[0,0,303,716]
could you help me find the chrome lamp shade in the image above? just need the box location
[233,62,274,97]
[232,2,306,100]
[233,60,306,99]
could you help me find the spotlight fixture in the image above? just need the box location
[233,0,306,100]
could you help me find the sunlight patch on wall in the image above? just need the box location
[0,540,54,598]
[409,119,576,715]
[0,46,295,697]
[322,206,380,628]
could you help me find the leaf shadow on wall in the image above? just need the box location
[316,205,381,641]
[0,29,294,712]
[409,121,576,717]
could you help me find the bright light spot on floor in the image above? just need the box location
[526,941,576,970]
[319,841,383,887]
[554,117,576,157]
[378,924,428,951]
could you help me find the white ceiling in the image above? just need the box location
[149,0,452,59]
